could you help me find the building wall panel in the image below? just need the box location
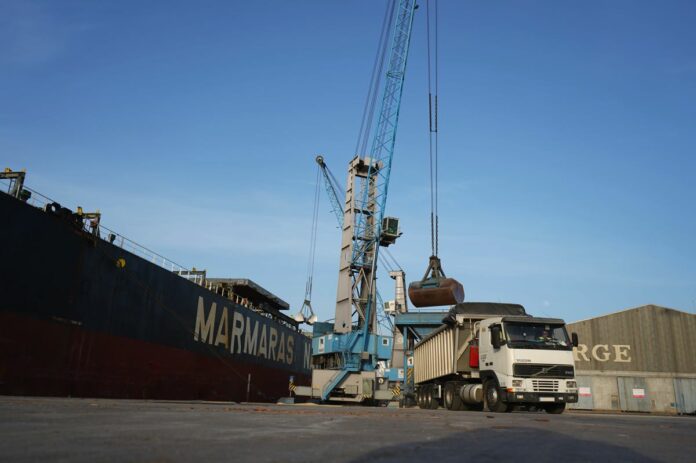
[591,376,620,411]
[674,378,696,414]
[645,377,677,413]
[568,305,696,374]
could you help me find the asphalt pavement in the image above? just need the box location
[2,396,694,462]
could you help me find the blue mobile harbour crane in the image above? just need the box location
[293,0,418,404]
[310,155,412,402]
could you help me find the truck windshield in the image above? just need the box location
[504,323,571,350]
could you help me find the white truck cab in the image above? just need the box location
[477,316,578,413]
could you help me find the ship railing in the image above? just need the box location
[98,226,206,286]
[100,224,203,283]
[1,180,55,211]
[1,179,205,286]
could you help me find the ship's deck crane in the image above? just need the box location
[294,0,418,403]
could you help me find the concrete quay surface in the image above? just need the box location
[1,396,695,462]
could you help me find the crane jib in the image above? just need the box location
[350,0,417,337]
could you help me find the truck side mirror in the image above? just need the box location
[571,332,579,348]
[491,326,501,349]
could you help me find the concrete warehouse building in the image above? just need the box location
[567,305,696,415]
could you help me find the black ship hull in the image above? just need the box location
[0,191,310,401]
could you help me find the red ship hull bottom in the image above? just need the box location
[0,311,308,402]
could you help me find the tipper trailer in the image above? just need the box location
[413,304,579,413]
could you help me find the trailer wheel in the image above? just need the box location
[443,382,454,410]
[444,382,464,411]
[427,385,439,409]
[416,386,428,409]
[423,385,432,409]
[544,403,566,414]
[421,384,438,409]
[484,380,510,413]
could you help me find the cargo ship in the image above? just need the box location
[0,169,311,402]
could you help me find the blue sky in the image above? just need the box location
[2,0,695,323]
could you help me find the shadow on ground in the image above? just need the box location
[351,427,657,463]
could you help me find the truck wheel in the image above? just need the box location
[423,385,433,409]
[417,388,425,409]
[422,384,438,409]
[484,380,510,413]
[444,382,464,411]
[544,403,566,414]
[443,383,454,410]
[428,385,440,409]
[418,387,430,409]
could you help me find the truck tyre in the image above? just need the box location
[423,385,433,409]
[443,382,454,410]
[444,382,464,411]
[422,384,438,409]
[544,403,566,414]
[484,380,510,413]
[418,387,429,409]
[428,385,439,409]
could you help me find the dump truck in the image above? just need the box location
[413,303,579,414]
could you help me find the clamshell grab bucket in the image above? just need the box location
[408,277,464,307]
[407,255,465,308]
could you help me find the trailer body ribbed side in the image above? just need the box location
[414,324,462,384]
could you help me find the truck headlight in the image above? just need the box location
[512,380,523,388]
[566,381,577,389]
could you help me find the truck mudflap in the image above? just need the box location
[501,390,578,404]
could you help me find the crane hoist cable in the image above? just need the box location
[294,165,321,324]
[408,0,465,308]
[427,0,439,258]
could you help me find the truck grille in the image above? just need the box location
[513,364,574,378]
[532,380,559,392]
